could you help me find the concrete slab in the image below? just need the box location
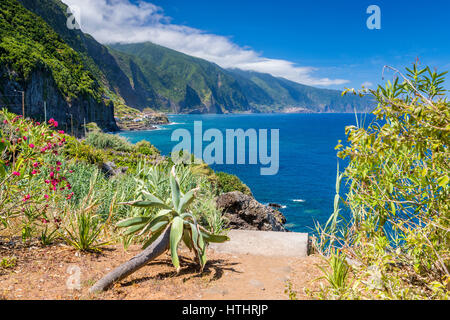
[209,230,309,258]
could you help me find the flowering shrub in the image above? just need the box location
[0,109,73,240]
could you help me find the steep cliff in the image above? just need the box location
[0,65,118,135]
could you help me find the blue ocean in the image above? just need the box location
[119,113,367,233]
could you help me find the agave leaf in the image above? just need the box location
[170,166,181,211]
[182,228,193,251]
[141,190,167,204]
[180,212,195,222]
[150,219,169,233]
[156,209,173,218]
[138,215,169,236]
[200,230,230,243]
[196,229,208,271]
[178,188,199,213]
[116,217,151,228]
[188,223,200,252]
[122,199,170,210]
[199,248,207,272]
[123,223,147,236]
[142,227,165,249]
[170,216,184,272]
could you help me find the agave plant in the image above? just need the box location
[118,166,229,272]
[89,166,229,293]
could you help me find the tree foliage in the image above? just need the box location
[314,64,449,299]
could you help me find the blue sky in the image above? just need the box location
[64,0,450,90]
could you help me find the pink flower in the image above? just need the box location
[44,194,49,200]
[33,162,40,168]
[31,170,38,175]
[36,122,40,125]
[40,148,46,153]
[29,144,35,148]
[3,120,7,124]
[56,161,62,166]
[12,171,20,177]
[58,130,64,134]
[45,180,50,184]
[22,194,31,202]
[23,136,27,141]
[49,172,55,178]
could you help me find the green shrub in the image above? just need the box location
[63,136,105,166]
[84,131,133,153]
[313,64,449,300]
[215,172,252,196]
[135,140,159,156]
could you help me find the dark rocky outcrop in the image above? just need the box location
[101,161,128,178]
[217,192,287,232]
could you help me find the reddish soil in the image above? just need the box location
[0,242,325,300]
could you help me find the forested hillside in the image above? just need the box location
[0,0,117,135]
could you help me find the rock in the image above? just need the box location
[268,203,283,209]
[216,192,287,232]
[101,161,124,177]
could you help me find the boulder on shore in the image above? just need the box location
[216,192,287,232]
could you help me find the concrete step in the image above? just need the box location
[209,230,309,258]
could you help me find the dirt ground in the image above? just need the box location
[0,241,325,300]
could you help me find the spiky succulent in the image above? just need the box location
[117,166,229,272]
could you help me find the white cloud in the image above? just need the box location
[362,81,373,88]
[62,0,349,86]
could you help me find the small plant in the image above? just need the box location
[40,224,60,246]
[284,281,298,300]
[61,173,109,252]
[317,250,350,295]
[0,256,17,269]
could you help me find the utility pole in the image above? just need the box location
[70,114,74,136]
[22,91,25,118]
[14,89,25,117]
[44,101,47,123]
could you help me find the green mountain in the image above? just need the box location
[108,42,251,114]
[0,0,117,134]
[228,69,373,113]
[109,43,372,113]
